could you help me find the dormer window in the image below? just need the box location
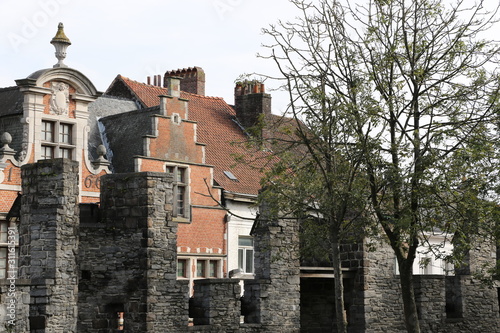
[41,120,75,160]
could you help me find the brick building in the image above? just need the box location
[0,24,274,294]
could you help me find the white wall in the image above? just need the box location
[225,198,258,277]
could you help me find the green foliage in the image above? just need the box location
[260,0,500,331]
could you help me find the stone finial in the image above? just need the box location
[1,132,12,147]
[92,144,110,167]
[51,22,71,68]
[0,132,15,152]
[0,132,16,163]
[96,144,107,158]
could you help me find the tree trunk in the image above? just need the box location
[398,259,421,333]
[331,231,347,333]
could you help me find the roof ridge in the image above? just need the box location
[117,76,225,101]
[120,75,166,89]
[0,86,20,92]
[181,91,224,100]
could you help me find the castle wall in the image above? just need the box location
[78,171,189,332]
[4,157,498,332]
[351,236,500,333]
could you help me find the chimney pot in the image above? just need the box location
[234,79,272,129]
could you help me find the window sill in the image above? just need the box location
[173,217,191,224]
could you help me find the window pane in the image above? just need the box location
[196,260,205,277]
[246,249,254,273]
[177,186,185,216]
[177,259,187,278]
[238,249,244,271]
[42,146,54,160]
[59,123,72,144]
[42,121,54,142]
[60,148,72,159]
[0,248,6,279]
[238,237,253,247]
[177,168,185,183]
[0,222,7,243]
[209,260,218,277]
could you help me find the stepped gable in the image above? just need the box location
[108,75,269,196]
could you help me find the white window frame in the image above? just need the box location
[238,236,254,274]
[41,119,75,160]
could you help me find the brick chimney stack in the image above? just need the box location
[234,80,271,130]
[164,67,205,96]
[165,76,181,98]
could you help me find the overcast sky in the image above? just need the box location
[0,0,296,113]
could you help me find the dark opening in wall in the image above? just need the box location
[445,276,463,319]
[497,288,500,315]
[300,277,335,332]
[79,203,101,224]
[81,270,91,281]
[29,316,46,330]
[104,303,125,331]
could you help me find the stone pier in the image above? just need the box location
[19,159,80,332]
[243,210,301,332]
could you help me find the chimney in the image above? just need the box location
[159,95,168,115]
[234,80,271,129]
[165,76,181,98]
[164,67,205,96]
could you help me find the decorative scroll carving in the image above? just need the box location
[18,126,29,162]
[50,81,70,115]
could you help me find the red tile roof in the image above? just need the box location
[114,75,168,108]
[116,75,270,195]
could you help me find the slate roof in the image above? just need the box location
[0,87,23,117]
[87,96,139,162]
[108,75,271,196]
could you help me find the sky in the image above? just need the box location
[0,0,297,113]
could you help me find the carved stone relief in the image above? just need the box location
[50,81,70,115]
[18,125,29,162]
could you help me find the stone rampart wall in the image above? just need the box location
[5,159,499,332]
